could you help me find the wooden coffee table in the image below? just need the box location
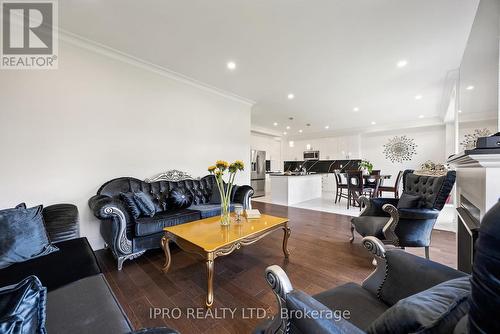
[161,214,290,308]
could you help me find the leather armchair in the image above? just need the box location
[350,170,456,258]
[89,173,254,270]
[256,237,467,333]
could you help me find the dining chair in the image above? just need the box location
[346,170,366,210]
[378,170,403,198]
[364,170,380,191]
[334,170,348,204]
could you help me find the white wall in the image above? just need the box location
[360,126,446,183]
[458,119,498,150]
[280,126,447,188]
[0,40,251,249]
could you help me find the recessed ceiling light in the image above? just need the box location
[286,126,291,130]
[325,125,330,129]
[397,60,408,68]
[371,121,376,125]
[353,107,359,112]
[458,110,462,113]
[273,122,278,126]
[415,95,423,100]
[298,129,303,133]
[226,61,236,70]
[466,85,475,90]
[418,115,425,119]
[287,93,295,100]
[283,131,287,135]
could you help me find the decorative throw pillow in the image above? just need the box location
[0,276,47,334]
[133,192,155,217]
[169,188,193,209]
[119,192,141,219]
[0,205,59,269]
[14,203,26,209]
[397,192,423,209]
[367,276,471,334]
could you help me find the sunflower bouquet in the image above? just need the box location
[208,160,245,225]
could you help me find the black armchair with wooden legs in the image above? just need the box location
[349,170,456,259]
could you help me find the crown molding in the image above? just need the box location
[251,125,283,138]
[57,29,256,106]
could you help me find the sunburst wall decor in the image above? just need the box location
[383,135,417,163]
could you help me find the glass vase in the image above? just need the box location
[220,202,231,226]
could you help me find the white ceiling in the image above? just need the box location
[459,0,500,124]
[59,0,479,138]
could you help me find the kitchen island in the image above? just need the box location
[269,173,323,206]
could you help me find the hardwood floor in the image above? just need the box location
[95,201,457,334]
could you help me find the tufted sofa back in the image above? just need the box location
[402,170,456,210]
[97,175,217,212]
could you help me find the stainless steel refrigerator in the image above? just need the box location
[251,150,266,197]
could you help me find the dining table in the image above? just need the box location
[340,173,392,199]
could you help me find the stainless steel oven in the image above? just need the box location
[303,150,320,160]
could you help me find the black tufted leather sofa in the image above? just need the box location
[350,169,456,258]
[89,174,254,270]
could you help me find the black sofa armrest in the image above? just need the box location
[89,194,129,220]
[362,236,468,305]
[359,196,399,217]
[88,194,134,262]
[286,290,365,334]
[258,265,363,334]
[233,185,254,209]
[42,204,80,243]
[398,207,440,220]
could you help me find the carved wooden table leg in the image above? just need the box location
[161,235,171,273]
[206,252,214,308]
[282,225,291,258]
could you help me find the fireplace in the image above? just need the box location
[456,196,480,273]
[448,150,500,274]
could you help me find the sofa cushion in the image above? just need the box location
[367,276,471,334]
[42,204,80,243]
[134,192,156,217]
[351,216,388,239]
[209,184,225,204]
[209,184,238,204]
[46,274,132,334]
[135,209,201,237]
[0,238,101,292]
[0,276,47,334]
[287,289,365,334]
[0,205,59,269]
[397,192,423,209]
[120,192,141,219]
[313,282,389,330]
[169,188,193,209]
[188,204,234,219]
